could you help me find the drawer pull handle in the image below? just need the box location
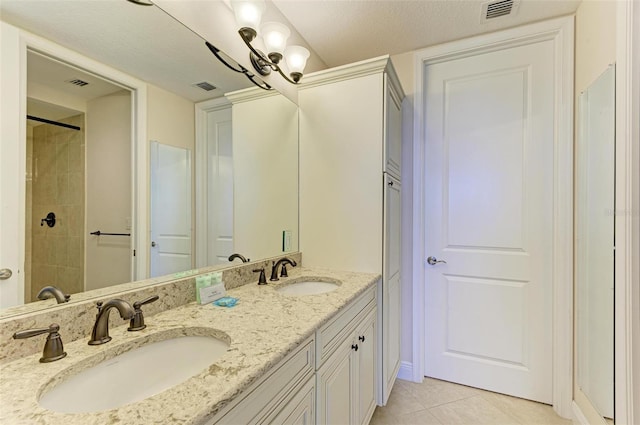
[352,344,359,351]
[358,335,365,342]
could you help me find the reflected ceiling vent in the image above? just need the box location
[65,78,89,87]
[481,0,520,22]
[193,81,217,91]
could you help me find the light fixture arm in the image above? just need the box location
[238,30,300,85]
[205,41,272,91]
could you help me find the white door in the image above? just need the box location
[150,141,192,277]
[0,23,24,308]
[423,40,554,403]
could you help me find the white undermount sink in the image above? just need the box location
[39,333,230,413]
[276,280,340,296]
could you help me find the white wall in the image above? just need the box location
[27,81,87,113]
[231,94,299,261]
[147,85,194,150]
[85,90,132,290]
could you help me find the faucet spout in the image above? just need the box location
[88,299,135,345]
[270,258,297,281]
[228,253,250,263]
[37,286,70,304]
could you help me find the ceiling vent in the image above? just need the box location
[194,81,217,91]
[481,0,520,22]
[65,78,89,87]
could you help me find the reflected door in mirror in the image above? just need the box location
[576,65,615,421]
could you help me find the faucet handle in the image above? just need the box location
[253,268,267,285]
[281,264,289,277]
[128,295,159,331]
[13,323,67,363]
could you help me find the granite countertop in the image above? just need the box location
[0,267,379,425]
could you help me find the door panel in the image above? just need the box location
[446,70,526,249]
[424,40,554,403]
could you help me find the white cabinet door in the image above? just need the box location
[316,342,354,425]
[380,173,401,404]
[356,310,377,425]
[384,74,402,179]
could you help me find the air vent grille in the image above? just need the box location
[194,81,217,91]
[481,0,519,22]
[66,78,89,87]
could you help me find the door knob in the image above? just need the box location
[427,256,447,265]
[0,268,12,280]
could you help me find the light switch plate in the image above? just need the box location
[283,230,292,252]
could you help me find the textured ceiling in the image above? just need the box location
[272,0,582,68]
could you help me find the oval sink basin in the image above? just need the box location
[39,334,229,413]
[276,280,340,296]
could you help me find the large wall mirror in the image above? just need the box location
[0,1,298,315]
[575,65,615,424]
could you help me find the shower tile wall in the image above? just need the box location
[27,114,85,302]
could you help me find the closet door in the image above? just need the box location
[384,75,402,179]
[380,173,401,404]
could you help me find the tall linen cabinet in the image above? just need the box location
[299,56,404,407]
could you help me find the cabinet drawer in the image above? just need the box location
[210,337,315,425]
[315,284,377,368]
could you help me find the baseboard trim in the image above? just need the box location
[397,361,416,382]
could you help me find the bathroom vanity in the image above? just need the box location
[0,259,381,424]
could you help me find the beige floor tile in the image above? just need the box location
[399,377,482,409]
[480,392,572,425]
[380,381,428,416]
[429,395,519,425]
[371,407,442,425]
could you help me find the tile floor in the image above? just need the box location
[370,378,573,425]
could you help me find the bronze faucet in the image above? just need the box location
[37,286,70,304]
[88,299,135,345]
[228,253,250,263]
[270,258,297,281]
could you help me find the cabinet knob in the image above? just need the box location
[352,344,359,351]
[358,335,365,342]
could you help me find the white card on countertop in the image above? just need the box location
[199,282,226,304]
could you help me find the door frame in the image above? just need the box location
[613,1,640,423]
[0,23,149,301]
[411,16,574,417]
